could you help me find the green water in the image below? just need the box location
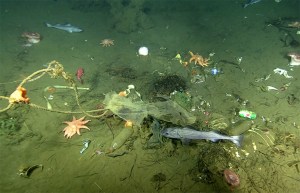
[0,0,299,192]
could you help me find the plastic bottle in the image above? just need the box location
[239,110,256,119]
[204,67,223,76]
[210,67,222,76]
[109,127,134,152]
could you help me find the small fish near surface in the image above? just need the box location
[46,22,83,33]
[243,0,262,8]
[161,127,243,147]
[76,67,84,84]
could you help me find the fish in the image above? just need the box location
[45,22,83,33]
[76,67,84,83]
[161,127,243,147]
[243,0,262,8]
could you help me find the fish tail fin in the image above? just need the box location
[231,135,244,147]
[45,23,52,27]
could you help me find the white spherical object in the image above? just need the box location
[138,46,149,56]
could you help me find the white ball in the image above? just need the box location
[138,46,149,56]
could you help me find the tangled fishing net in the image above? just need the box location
[0,60,107,118]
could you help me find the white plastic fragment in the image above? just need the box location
[266,86,279,91]
[273,68,293,78]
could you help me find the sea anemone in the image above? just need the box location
[124,120,133,128]
[21,32,41,44]
[9,86,30,104]
[287,52,300,66]
[224,169,240,189]
[118,90,128,97]
[46,86,56,93]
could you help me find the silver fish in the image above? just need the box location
[161,127,243,147]
[243,0,262,8]
[46,22,83,33]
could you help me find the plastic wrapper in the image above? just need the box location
[103,92,196,126]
